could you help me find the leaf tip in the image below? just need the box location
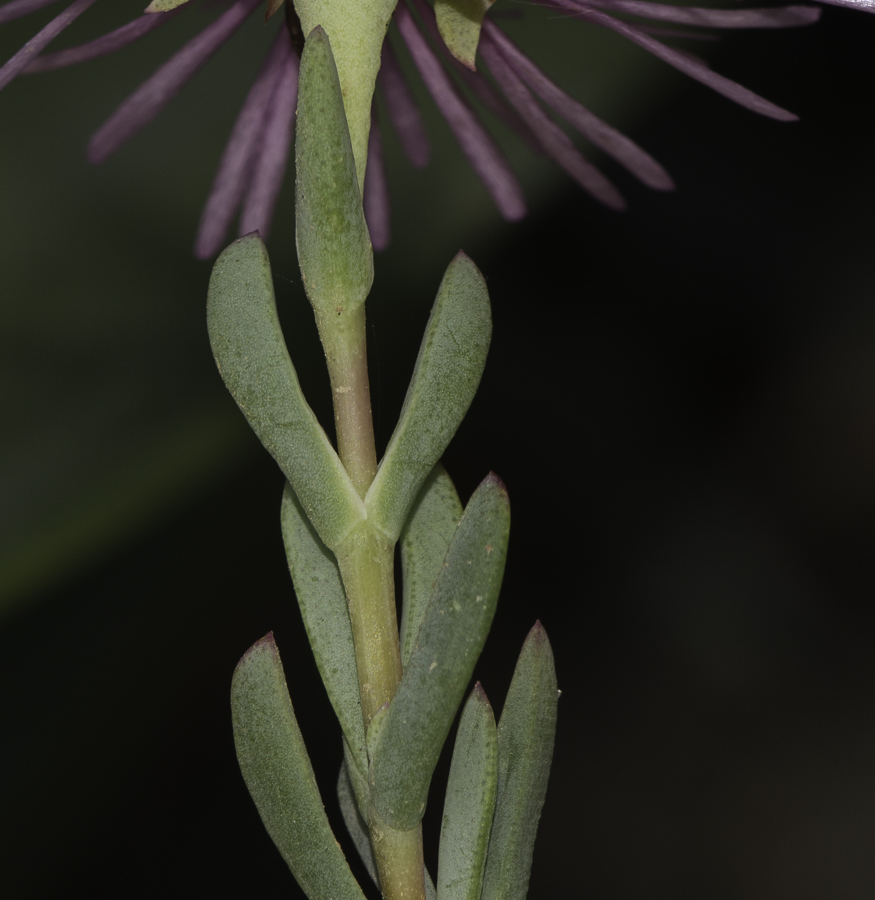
[471,681,493,710]
[307,23,328,43]
[527,620,548,644]
[235,631,278,673]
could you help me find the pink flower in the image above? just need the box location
[2,0,871,254]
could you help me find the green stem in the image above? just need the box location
[315,303,377,498]
[316,301,425,900]
[335,525,401,727]
[369,813,426,900]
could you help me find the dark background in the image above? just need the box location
[2,2,875,897]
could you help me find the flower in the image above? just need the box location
[2,0,872,255]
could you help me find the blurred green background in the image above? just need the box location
[2,2,875,897]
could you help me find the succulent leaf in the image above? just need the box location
[480,623,559,900]
[369,474,509,830]
[296,27,374,321]
[293,0,399,188]
[437,684,498,900]
[366,253,491,542]
[231,634,367,900]
[435,0,495,70]
[207,233,366,552]
[280,484,366,773]
[400,464,464,667]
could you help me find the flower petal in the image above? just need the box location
[479,33,626,209]
[0,0,97,91]
[814,0,875,11]
[395,3,526,221]
[556,0,798,120]
[364,111,391,251]
[588,1,821,29]
[483,20,674,191]
[195,27,292,260]
[88,0,263,164]
[25,10,180,73]
[238,38,299,240]
[0,0,61,26]
[379,38,430,168]
[415,0,542,154]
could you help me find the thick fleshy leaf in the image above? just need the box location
[338,763,380,887]
[231,634,368,900]
[293,0,398,187]
[144,0,193,11]
[365,253,491,542]
[435,0,495,70]
[480,623,558,900]
[0,0,97,92]
[207,233,366,551]
[370,475,509,830]
[437,684,498,900]
[395,4,525,221]
[281,484,367,774]
[295,26,374,320]
[399,464,463,668]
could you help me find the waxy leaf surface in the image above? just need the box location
[145,0,193,11]
[400,464,463,667]
[294,0,398,185]
[207,233,366,552]
[231,634,367,900]
[437,684,498,900]
[338,763,380,887]
[370,474,509,830]
[435,0,495,70]
[281,483,366,774]
[366,253,491,541]
[480,623,558,900]
[296,27,373,321]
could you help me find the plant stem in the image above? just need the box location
[315,304,377,498]
[317,301,425,900]
[335,525,401,727]
[369,814,426,900]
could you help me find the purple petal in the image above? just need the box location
[483,21,674,191]
[25,10,181,73]
[195,27,292,259]
[238,41,299,240]
[0,0,97,91]
[395,4,526,221]
[378,38,430,168]
[633,25,720,41]
[479,34,626,210]
[587,1,821,29]
[0,0,61,26]
[412,0,542,154]
[88,0,263,164]
[363,111,391,251]
[554,0,798,121]
[814,0,875,10]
